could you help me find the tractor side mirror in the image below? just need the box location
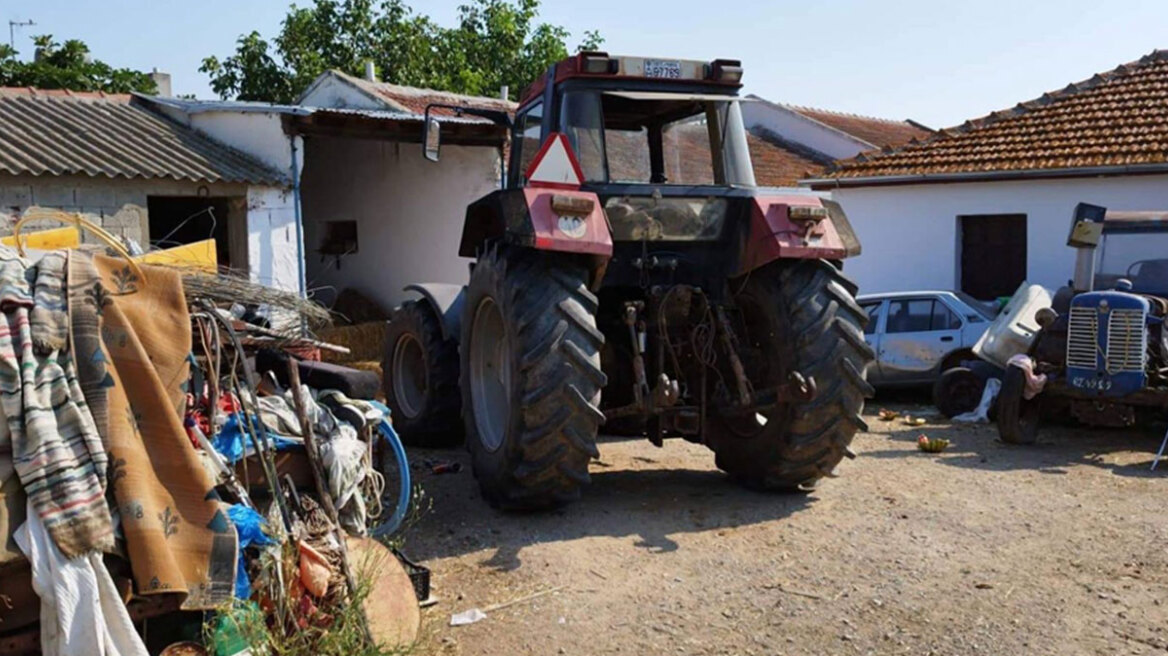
[423,117,441,162]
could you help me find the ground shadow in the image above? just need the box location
[864,400,1167,480]
[400,450,814,571]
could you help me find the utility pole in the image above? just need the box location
[8,19,34,51]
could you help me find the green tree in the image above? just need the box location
[0,35,157,94]
[201,0,603,104]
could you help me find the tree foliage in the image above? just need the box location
[201,0,602,104]
[0,35,157,94]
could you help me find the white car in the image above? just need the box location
[857,291,997,387]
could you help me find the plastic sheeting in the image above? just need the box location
[227,504,276,600]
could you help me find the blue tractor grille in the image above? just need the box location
[1065,291,1149,396]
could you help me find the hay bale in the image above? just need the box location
[316,322,387,364]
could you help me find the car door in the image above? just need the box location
[858,300,886,384]
[879,297,963,383]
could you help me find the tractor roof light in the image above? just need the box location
[709,59,744,83]
[580,52,614,74]
[788,205,828,222]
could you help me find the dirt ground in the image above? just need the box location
[400,397,1168,655]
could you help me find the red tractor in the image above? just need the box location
[383,53,874,509]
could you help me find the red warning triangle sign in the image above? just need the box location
[525,132,585,189]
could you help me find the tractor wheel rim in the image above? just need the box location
[470,297,511,452]
[392,334,427,419]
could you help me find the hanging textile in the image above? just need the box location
[69,251,236,608]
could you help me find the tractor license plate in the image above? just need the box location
[644,59,682,79]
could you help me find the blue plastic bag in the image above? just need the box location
[211,413,297,464]
[227,504,276,600]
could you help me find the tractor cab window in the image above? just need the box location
[1096,229,1168,296]
[558,90,755,187]
[515,102,544,184]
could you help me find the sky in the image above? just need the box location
[4,0,1168,128]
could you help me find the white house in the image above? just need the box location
[140,71,511,314]
[805,50,1168,300]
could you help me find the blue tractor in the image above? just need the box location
[997,203,1168,443]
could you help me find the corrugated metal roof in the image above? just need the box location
[327,70,516,117]
[142,94,313,116]
[0,88,287,185]
[307,106,504,125]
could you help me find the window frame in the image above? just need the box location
[860,300,884,336]
[885,297,964,334]
[509,101,545,187]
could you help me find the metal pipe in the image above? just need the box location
[289,135,309,336]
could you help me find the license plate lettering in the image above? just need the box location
[1071,376,1112,391]
[644,59,682,79]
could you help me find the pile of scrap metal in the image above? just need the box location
[0,218,419,655]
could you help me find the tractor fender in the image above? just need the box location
[402,283,465,342]
[459,188,612,259]
[735,196,862,276]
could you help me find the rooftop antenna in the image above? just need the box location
[9,19,34,51]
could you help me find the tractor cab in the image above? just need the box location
[1091,213,1168,297]
[511,53,755,195]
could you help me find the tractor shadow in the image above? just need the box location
[862,400,1166,480]
[401,441,814,571]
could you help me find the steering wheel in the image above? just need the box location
[1126,259,1168,277]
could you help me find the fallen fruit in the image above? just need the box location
[878,409,899,421]
[917,435,950,453]
[902,416,926,426]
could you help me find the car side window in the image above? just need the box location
[860,302,881,335]
[888,299,962,333]
[886,299,934,333]
[932,302,962,330]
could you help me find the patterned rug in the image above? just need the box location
[69,251,236,608]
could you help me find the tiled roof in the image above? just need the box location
[788,106,932,148]
[748,131,832,187]
[0,88,286,184]
[332,70,516,118]
[823,49,1168,182]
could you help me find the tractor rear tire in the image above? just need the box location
[996,362,1040,444]
[461,245,606,510]
[382,300,463,447]
[707,259,874,490]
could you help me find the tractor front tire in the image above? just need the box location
[706,259,874,490]
[461,246,606,510]
[996,363,1040,444]
[382,300,463,447]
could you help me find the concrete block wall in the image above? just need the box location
[0,173,251,247]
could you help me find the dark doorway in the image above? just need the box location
[147,196,232,268]
[960,214,1027,300]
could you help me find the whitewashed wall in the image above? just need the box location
[299,74,385,110]
[830,174,1168,295]
[246,185,301,292]
[146,104,304,293]
[299,137,500,312]
[742,96,874,160]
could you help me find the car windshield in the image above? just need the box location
[1095,230,1168,295]
[558,90,755,187]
